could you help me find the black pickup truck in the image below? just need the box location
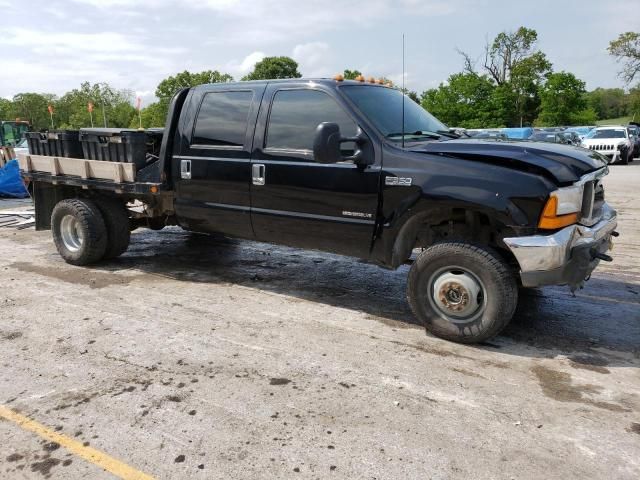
[19,78,618,343]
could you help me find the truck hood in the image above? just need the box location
[409,139,607,185]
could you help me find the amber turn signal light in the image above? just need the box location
[538,196,578,229]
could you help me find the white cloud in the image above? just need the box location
[292,42,331,78]
[5,28,142,53]
[224,51,266,78]
[0,0,629,100]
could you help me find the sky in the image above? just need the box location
[0,0,636,106]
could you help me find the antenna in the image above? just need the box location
[402,33,405,149]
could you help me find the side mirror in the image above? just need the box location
[313,122,371,165]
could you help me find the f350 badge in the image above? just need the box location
[385,176,413,186]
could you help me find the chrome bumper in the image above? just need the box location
[503,203,617,288]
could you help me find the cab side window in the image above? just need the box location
[266,89,357,155]
[192,91,253,147]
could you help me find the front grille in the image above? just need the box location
[580,179,604,226]
[587,144,615,151]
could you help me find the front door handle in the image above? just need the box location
[252,164,265,186]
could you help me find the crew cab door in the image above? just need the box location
[250,83,380,258]
[172,84,265,238]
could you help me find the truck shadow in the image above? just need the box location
[102,228,640,365]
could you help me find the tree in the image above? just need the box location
[628,86,640,120]
[535,72,596,126]
[56,82,136,129]
[152,70,233,127]
[242,56,301,81]
[585,88,628,119]
[155,70,233,102]
[459,27,551,126]
[400,88,420,104]
[130,102,167,129]
[12,93,57,130]
[421,73,503,128]
[0,98,15,120]
[343,69,362,80]
[608,32,640,84]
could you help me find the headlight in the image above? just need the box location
[538,185,583,229]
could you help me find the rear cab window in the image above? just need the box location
[192,90,254,148]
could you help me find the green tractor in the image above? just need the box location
[0,120,30,147]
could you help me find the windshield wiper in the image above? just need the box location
[386,130,441,140]
[436,129,461,139]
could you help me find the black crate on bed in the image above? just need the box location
[79,128,148,169]
[26,130,83,158]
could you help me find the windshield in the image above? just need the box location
[340,85,448,141]
[586,129,626,139]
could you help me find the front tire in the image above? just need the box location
[407,242,518,343]
[51,198,108,265]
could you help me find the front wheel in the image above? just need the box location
[407,242,518,343]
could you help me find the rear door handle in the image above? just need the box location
[180,159,191,179]
[252,164,265,186]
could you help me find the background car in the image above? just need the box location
[502,127,533,139]
[564,126,594,141]
[626,125,640,159]
[469,130,508,140]
[581,126,632,164]
[559,131,582,145]
[529,132,567,143]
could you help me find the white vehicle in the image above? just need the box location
[581,126,632,164]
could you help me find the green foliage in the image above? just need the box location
[608,32,640,84]
[155,70,233,101]
[11,92,57,130]
[130,102,167,129]
[56,82,135,129]
[585,88,628,119]
[403,89,420,104]
[628,86,640,120]
[476,27,552,126]
[0,98,15,120]
[421,73,503,128]
[242,56,301,81]
[596,116,632,126]
[153,70,234,127]
[535,72,595,126]
[343,69,362,80]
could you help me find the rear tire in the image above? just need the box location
[95,198,131,259]
[407,242,518,343]
[51,198,108,266]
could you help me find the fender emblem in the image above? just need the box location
[385,176,412,186]
[342,211,373,218]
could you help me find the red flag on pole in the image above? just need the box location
[88,102,94,113]
[136,97,142,111]
[47,105,53,114]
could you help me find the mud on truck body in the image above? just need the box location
[19,78,618,343]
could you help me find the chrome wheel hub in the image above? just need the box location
[59,215,84,252]
[430,269,485,321]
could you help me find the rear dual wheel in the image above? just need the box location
[407,242,518,343]
[51,198,130,265]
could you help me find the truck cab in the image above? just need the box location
[19,78,618,344]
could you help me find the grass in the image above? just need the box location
[596,116,632,126]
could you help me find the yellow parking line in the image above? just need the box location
[0,405,155,480]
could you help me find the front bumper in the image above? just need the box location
[503,203,617,290]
